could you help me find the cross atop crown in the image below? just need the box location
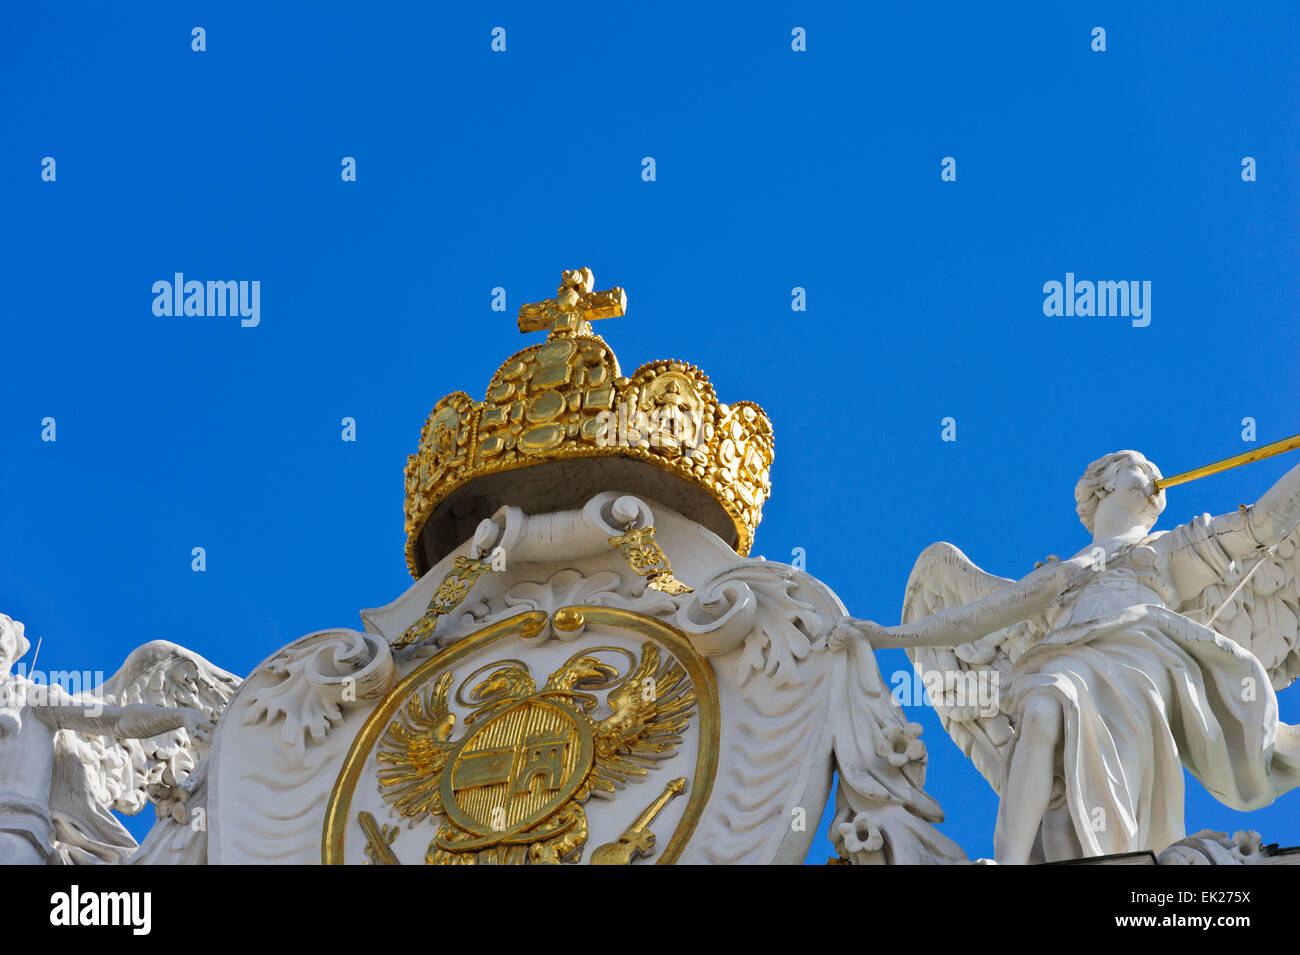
[517,268,627,340]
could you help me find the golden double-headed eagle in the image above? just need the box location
[376,644,694,864]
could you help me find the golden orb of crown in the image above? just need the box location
[403,268,774,578]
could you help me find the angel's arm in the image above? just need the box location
[1216,458,1300,555]
[32,684,197,739]
[849,556,1083,649]
[1164,459,1300,600]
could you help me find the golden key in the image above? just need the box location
[589,777,686,865]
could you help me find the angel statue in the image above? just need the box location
[835,447,1300,864]
[0,613,238,864]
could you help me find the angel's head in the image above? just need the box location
[0,615,30,674]
[1075,450,1165,536]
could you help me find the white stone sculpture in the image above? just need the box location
[836,449,1300,863]
[21,262,1300,866]
[2,269,973,866]
[0,613,238,864]
[180,492,964,865]
[1158,829,1269,865]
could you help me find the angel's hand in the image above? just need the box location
[830,616,893,649]
[179,707,216,747]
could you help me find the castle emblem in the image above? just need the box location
[375,642,695,865]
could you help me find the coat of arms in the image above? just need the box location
[378,642,693,864]
[321,609,717,866]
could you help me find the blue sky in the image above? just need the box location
[3,2,1299,861]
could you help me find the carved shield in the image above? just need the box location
[322,608,720,865]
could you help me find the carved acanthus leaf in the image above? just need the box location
[676,565,828,687]
[242,630,394,758]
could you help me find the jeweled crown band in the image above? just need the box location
[403,269,773,578]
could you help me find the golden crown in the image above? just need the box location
[403,268,774,578]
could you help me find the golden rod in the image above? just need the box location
[1154,432,1300,491]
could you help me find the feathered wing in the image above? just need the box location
[47,640,238,863]
[48,734,140,863]
[62,640,240,815]
[903,542,1041,795]
[377,672,456,820]
[1179,524,1300,691]
[589,644,695,796]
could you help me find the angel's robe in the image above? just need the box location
[998,557,1300,862]
[0,679,136,864]
[0,678,60,856]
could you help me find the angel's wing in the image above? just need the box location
[1179,524,1300,691]
[588,644,695,796]
[902,542,1041,795]
[42,640,236,863]
[47,733,140,864]
[65,640,240,816]
[376,672,456,820]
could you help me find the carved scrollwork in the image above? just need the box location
[502,569,677,644]
[243,630,396,758]
[1157,829,1267,865]
[674,565,826,687]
